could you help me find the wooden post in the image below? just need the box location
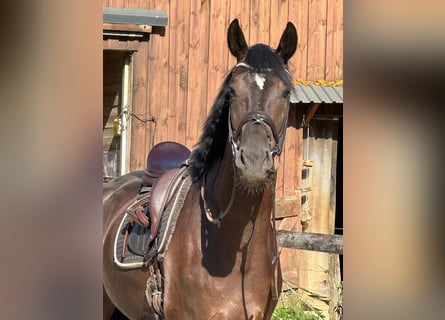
[304,102,321,124]
[329,254,343,320]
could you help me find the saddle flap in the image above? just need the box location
[149,167,188,240]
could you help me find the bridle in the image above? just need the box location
[229,110,283,160]
[228,62,290,170]
[202,62,292,226]
[201,61,291,300]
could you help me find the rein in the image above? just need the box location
[200,172,236,228]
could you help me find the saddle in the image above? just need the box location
[124,141,191,257]
[142,141,191,187]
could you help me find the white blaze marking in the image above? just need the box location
[254,73,266,90]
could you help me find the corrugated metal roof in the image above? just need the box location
[290,83,343,103]
[103,7,168,26]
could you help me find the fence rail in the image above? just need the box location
[277,230,343,255]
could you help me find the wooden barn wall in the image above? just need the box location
[299,116,340,316]
[102,0,343,199]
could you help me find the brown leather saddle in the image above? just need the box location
[125,141,191,257]
[142,141,191,187]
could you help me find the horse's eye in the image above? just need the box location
[282,89,291,99]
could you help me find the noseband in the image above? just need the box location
[229,110,283,160]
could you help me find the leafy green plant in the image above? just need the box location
[272,306,321,320]
[272,280,325,320]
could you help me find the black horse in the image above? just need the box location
[103,19,298,319]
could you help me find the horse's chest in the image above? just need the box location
[163,201,274,318]
[171,258,271,318]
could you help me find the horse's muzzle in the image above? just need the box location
[234,143,274,187]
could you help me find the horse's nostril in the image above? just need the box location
[240,149,246,166]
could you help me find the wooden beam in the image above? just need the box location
[103,39,140,51]
[277,230,343,255]
[305,102,321,125]
[103,23,152,33]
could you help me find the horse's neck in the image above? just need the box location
[204,145,274,240]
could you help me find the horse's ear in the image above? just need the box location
[276,22,298,64]
[227,19,249,62]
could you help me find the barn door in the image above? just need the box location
[103,50,132,182]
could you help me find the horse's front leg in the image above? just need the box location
[103,287,116,320]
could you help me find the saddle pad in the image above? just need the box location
[113,172,192,269]
[113,214,146,269]
[128,223,151,256]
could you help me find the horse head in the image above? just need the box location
[227,19,298,189]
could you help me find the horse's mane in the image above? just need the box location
[189,44,293,182]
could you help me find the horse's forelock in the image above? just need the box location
[244,44,293,88]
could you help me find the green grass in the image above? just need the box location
[272,279,344,320]
[272,282,325,320]
[272,306,321,320]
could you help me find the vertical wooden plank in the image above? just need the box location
[106,0,123,7]
[284,0,305,216]
[325,0,343,81]
[307,0,328,80]
[295,124,303,196]
[105,0,158,169]
[250,0,259,43]
[277,216,300,284]
[288,0,309,80]
[168,0,191,145]
[282,106,298,197]
[269,0,289,49]
[206,1,231,114]
[250,0,271,44]
[326,0,343,81]
[129,42,148,171]
[298,119,339,319]
[269,1,289,203]
[335,0,343,80]
[228,0,250,67]
[325,0,335,81]
[329,254,342,320]
[147,0,171,149]
[275,106,303,217]
[186,0,210,148]
[131,0,151,8]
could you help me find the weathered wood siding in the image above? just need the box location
[299,115,340,316]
